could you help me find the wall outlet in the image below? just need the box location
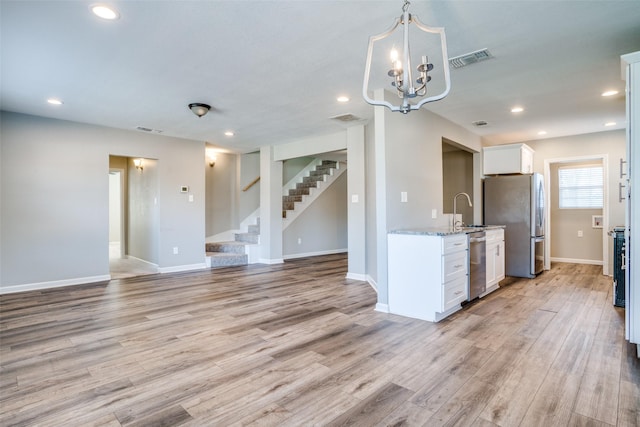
[173,246,179,254]
[432,209,437,219]
[297,238,302,245]
[401,191,408,203]
[577,230,583,237]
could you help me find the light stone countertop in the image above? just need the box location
[389,225,505,236]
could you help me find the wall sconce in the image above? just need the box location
[134,158,144,172]
[206,149,217,167]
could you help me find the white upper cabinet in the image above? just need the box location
[483,143,535,175]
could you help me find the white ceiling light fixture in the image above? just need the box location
[90,4,120,20]
[601,90,619,97]
[47,98,63,105]
[188,103,211,118]
[224,131,234,137]
[538,130,547,135]
[362,0,451,114]
[604,121,617,127]
[511,106,524,113]
[337,96,350,103]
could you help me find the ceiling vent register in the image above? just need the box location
[449,49,493,69]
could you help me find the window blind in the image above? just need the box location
[558,165,603,209]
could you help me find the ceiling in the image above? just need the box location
[2,1,640,153]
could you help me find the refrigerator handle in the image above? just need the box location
[619,182,627,203]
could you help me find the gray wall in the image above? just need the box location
[442,145,474,225]
[205,151,238,236]
[283,172,347,256]
[1,112,205,289]
[549,161,603,262]
[239,152,260,221]
[128,157,159,264]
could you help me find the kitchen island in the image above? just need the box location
[388,226,505,322]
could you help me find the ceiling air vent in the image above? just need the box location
[449,48,493,69]
[136,126,163,133]
[330,113,362,123]
[472,120,489,127]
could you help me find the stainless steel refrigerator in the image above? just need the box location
[483,173,545,278]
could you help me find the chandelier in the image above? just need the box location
[363,0,451,114]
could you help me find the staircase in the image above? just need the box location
[282,160,346,228]
[204,158,346,267]
[205,220,259,268]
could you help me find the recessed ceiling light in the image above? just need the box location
[511,106,524,113]
[337,96,350,103]
[224,131,234,137]
[604,122,617,127]
[91,4,120,20]
[601,90,619,97]
[537,130,547,135]
[47,98,63,105]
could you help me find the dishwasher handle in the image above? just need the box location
[469,236,487,243]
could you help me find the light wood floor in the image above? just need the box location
[1,254,638,426]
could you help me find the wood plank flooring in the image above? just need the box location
[1,255,638,426]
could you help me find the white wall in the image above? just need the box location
[0,112,206,291]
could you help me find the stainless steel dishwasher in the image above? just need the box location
[468,231,487,300]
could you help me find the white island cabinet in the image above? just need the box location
[388,232,469,322]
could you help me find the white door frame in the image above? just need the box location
[543,154,609,275]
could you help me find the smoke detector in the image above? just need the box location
[449,49,493,69]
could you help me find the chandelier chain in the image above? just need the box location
[402,0,410,13]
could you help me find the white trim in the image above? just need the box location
[258,258,284,265]
[0,275,111,295]
[283,248,347,260]
[205,229,242,243]
[126,255,158,268]
[550,257,604,266]
[543,154,609,276]
[157,263,207,273]
[345,272,367,281]
[375,303,390,313]
[367,275,378,293]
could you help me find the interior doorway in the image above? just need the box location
[109,168,125,260]
[544,155,609,275]
[108,156,158,279]
[442,139,475,226]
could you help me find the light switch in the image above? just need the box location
[401,192,408,203]
[432,209,437,219]
[188,194,194,202]
[352,194,359,203]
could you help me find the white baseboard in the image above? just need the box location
[375,302,389,313]
[366,275,378,293]
[0,275,111,295]
[258,258,285,265]
[158,263,208,274]
[345,272,367,281]
[283,248,347,260]
[550,257,603,266]
[126,255,158,268]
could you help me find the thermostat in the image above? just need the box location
[180,186,189,193]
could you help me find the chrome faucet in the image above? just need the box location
[453,192,472,229]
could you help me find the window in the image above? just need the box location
[558,165,603,209]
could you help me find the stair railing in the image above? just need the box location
[242,176,260,192]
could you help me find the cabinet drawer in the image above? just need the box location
[443,277,468,311]
[443,235,468,254]
[443,251,468,282]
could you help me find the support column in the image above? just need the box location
[346,125,366,280]
[259,146,283,264]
